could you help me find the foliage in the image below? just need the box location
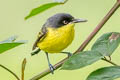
[1,0,120,80]
[86,66,120,80]
[61,51,103,70]
[92,32,120,56]
[62,32,120,79]
[0,36,26,54]
[25,0,67,20]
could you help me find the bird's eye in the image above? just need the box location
[63,20,69,25]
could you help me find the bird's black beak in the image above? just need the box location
[72,19,87,23]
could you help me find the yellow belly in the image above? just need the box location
[37,23,75,53]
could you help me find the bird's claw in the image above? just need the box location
[67,52,72,57]
[61,52,72,57]
[49,64,54,74]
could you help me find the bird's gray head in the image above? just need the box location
[44,13,87,28]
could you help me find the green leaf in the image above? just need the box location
[25,0,68,20]
[86,66,120,80]
[91,32,120,56]
[0,36,27,54]
[61,51,103,70]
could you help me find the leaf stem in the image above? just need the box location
[102,58,119,66]
[30,1,120,80]
[0,64,20,80]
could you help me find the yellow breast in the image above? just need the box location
[37,23,75,53]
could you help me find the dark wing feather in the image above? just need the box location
[32,27,47,50]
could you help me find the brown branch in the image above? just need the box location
[21,58,27,80]
[30,1,120,80]
[0,64,20,80]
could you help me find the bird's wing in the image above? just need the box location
[32,27,47,50]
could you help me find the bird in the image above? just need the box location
[31,13,87,74]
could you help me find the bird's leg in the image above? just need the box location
[31,48,41,56]
[61,52,72,57]
[45,52,54,74]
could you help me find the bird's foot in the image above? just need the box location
[49,64,55,74]
[67,52,72,57]
[61,52,72,57]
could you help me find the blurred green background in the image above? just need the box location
[0,0,120,80]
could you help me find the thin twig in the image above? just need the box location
[21,58,27,80]
[101,58,119,66]
[30,1,120,80]
[0,64,20,80]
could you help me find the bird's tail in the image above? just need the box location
[31,48,41,56]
